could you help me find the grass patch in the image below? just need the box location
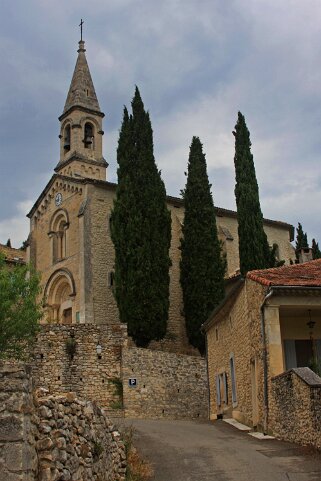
[109,377,124,410]
[124,427,153,481]
[110,400,123,410]
[92,440,103,461]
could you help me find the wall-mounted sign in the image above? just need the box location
[128,378,137,387]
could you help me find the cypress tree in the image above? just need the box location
[295,222,309,250]
[233,112,271,275]
[180,137,225,354]
[312,239,321,259]
[110,107,132,325]
[111,87,171,347]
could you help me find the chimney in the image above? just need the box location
[296,247,313,264]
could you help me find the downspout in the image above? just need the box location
[204,332,211,421]
[260,287,274,434]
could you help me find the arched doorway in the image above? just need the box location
[44,269,76,324]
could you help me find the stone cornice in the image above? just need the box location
[54,153,108,172]
[59,105,105,122]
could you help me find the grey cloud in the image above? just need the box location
[1,0,321,246]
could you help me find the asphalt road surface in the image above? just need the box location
[121,418,321,481]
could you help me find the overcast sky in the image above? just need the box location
[1,0,321,248]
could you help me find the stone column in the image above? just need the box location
[264,305,284,377]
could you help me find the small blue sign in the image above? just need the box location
[128,378,137,387]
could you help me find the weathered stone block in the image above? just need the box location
[0,415,23,442]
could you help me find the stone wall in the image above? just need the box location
[32,324,127,416]
[122,347,208,419]
[0,362,126,481]
[35,389,126,481]
[271,368,321,449]
[0,362,37,481]
[31,325,207,421]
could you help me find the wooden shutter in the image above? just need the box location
[230,355,237,404]
[223,372,228,404]
[216,375,221,406]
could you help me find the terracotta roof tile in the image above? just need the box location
[247,259,321,287]
[0,244,26,264]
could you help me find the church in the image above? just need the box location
[26,38,295,353]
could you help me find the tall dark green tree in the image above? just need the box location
[111,87,171,347]
[295,222,309,250]
[312,239,321,259]
[233,112,271,275]
[180,137,225,354]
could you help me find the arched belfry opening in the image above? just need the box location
[44,269,76,324]
[84,122,94,149]
[64,124,71,152]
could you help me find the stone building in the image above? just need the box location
[0,242,26,266]
[27,38,295,353]
[203,259,321,446]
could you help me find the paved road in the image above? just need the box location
[120,418,321,481]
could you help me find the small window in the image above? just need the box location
[108,214,113,233]
[108,271,115,287]
[219,225,234,241]
[215,328,219,341]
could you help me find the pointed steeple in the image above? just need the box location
[56,37,107,182]
[62,40,102,117]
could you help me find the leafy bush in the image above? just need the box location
[0,254,42,359]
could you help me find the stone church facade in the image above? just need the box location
[27,39,295,353]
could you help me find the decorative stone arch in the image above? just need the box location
[79,115,100,130]
[49,209,70,263]
[44,268,76,324]
[60,117,73,131]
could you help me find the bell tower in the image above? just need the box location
[55,35,107,180]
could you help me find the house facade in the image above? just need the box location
[204,259,321,441]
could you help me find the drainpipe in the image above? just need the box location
[204,333,211,421]
[260,287,274,434]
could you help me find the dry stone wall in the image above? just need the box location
[0,362,126,481]
[271,368,321,449]
[122,347,208,419]
[35,389,126,481]
[0,362,37,481]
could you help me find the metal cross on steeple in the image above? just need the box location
[79,19,84,41]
